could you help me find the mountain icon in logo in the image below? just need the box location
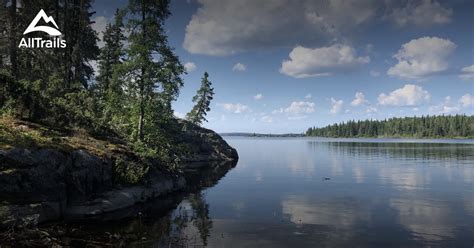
[23,9,61,36]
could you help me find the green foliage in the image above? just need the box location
[113,157,149,185]
[120,0,184,141]
[0,0,197,169]
[186,72,214,125]
[306,115,474,138]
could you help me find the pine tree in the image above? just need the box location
[123,0,184,141]
[186,72,214,125]
[61,0,99,89]
[97,9,125,98]
[96,9,126,124]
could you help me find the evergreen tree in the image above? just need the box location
[96,9,126,124]
[186,72,214,125]
[123,0,184,141]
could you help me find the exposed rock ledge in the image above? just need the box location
[0,120,238,229]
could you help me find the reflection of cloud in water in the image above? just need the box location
[330,157,344,176]
[461,166,474,183]
[352,165,365,183]
[255,170,263,182]
[378,167,431,190]
[281,195,370,227]
[390,198,456,242]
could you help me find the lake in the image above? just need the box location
[56,137,474,247]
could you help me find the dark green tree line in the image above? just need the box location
[306,115,474,138]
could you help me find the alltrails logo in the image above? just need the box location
[18,9,66,48]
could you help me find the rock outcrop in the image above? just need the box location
[0,120,238,229]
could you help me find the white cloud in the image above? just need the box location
[91,16,109,48]
[351,92,369,106]
[260,115,273,123]
[387,37,456,79]
[429,96,460,114]
[275,101,315,115]
[254,94,264,100]
[330,98,344,114]
[220,103,250,113]
[461,65,474,73]
[370,70,380,77]
[280,44,370,78]
[387,0,452,27]
[459,94,474,108]
[459,65,474,80]
[174,111,185,118]
[288,115,308,120]
[366,105,378,113]
[232,63,246,72]
[183,0,379,56]
[305,94,312,99]
[184,62,197,72]
[183,1,456,56]
[378,84,431,106]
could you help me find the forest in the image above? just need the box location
[306,115,474,138]
[0,0,214,163]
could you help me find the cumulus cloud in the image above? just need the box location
[429,96,460,114]
[351,92,369,106]
[274,101,315,115]
[459,65,474,80]
[459,94,474,108]
[232,63,246,72]
[184,62,197,72]
[387,37,456,79]
[378,84,431,106]
[220,103,250,113]
[366,105,378,113]
[254,94,264,100]
[387,0,452,27]
[183,0,380,56]
[183,1,456,56]
[330,98,344,114]
[305,94,312,99]
[260,115,273,123]
[280,44,370,78]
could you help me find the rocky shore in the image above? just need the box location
[0,118,238,231]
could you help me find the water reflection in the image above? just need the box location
[308,141,474,163]
[36,160,236,247]
[38,138,474,247]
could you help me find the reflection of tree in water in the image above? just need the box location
[308,141,474,162]
[188,192,213,246]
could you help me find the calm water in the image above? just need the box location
[59,137,474,247]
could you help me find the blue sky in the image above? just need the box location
[92,0,474,133]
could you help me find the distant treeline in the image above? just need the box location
[221,133,304,137]
[306,115,474,138]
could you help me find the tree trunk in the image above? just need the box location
[138,75,144,141]
[9,0,17,78]
[137,4,146,141]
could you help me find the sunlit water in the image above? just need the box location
[63,137,474,247]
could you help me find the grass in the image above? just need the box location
[0,116,131,158]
